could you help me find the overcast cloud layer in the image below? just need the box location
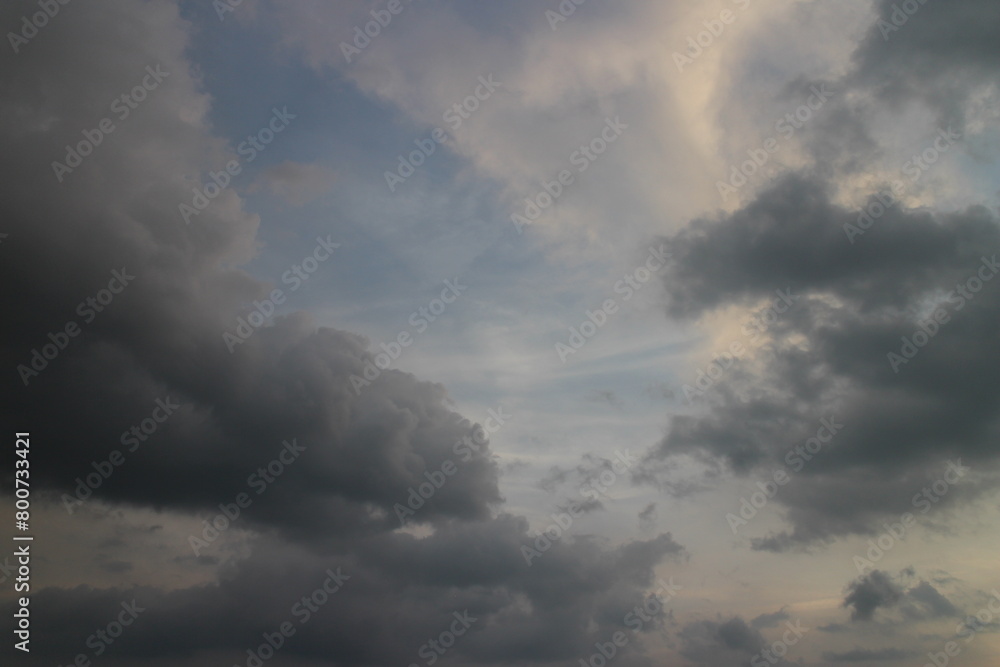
[2,1,999,666]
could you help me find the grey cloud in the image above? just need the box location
[646,172,1000,548]
[850,0,1000,131]
[0,0,500,545]
[903,580,960,619]
[5,527,686,665]
[0,2,687,666]
[637,502,657,532]
[844,570,904,621]
[678,615,796,667]
[586,389,624,410]
[750,607,789,630]
[839,569,958,624]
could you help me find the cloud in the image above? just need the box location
[5,0,999,664]
[5,526,687,665]
[751,607,790,629]
[849,0,1000,132]
[0,2,687,664]
[1,0,501,544]
[678,615,796,667]
[903,580,960,620]
[637,502,657,532]
[839,568,960,627]
[843,570,904,621]
[644,172,1000,549]
[586,388,625,410]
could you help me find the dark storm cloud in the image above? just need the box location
[748,0,1000,204]
[657,174,999,319]
[97,559,134,574]
[5,526,686,665]
[840,569,959,625]
[0,2,687,665]
[641,6,1000,549]
[850,0,1000,131]
[646,179,1000,549]
[844,570,904,621]
[0,0,498,541]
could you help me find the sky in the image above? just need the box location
[1,0,1000,666]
